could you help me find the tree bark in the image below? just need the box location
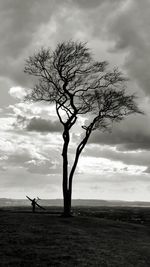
[62,124,93,217]
[63,189,72,217]
[62,127,72,217]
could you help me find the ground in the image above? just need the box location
[0,206,150,266]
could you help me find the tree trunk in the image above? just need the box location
[63,189,72,217]
[61,125,92,217]
[62,127,72,217]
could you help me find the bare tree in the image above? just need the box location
[24,41,142,216]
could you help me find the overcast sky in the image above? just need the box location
[0,0,150,201]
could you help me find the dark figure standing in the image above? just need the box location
[31,198,36,213]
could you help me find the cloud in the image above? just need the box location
[73,172,150,201]
[84,145,150,170]
[0,0,126,87]
[0,166,62,199]
[73,0,125,10]
[0,78,16,107]
[26,160,62,175]
[107,0,150,96]
[9,86,27,100]
[78,154,145,176]
[8,102,57,120]
[144,167,150,174]
[0,0,133,108]
[0,0,70,86]
[0,129,63,176]
[73,0,105,9]
[7,101,60,133]
[26,117,62,133]
[0,0,56,56]
[88,113,150,151]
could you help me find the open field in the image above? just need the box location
[1,206,150,266]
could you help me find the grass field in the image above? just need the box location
[1,206,150,266]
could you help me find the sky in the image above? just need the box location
[0,0,150,201]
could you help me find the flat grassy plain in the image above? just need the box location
[1,206,150,266]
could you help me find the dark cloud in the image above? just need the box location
[26,160,62,175]
[6,149,33,166]
[108,0,150,96]
[0,0,69,86]
[144,167,150,174]
[0,147,61,175]
[12,113,63,133]
[0,0,64,57]
[88,113,150,151]
[0,0,126,88]
[26,117,62,133]
[73,0,125,9]
[84,145,150,169]
[0,78,16,107]
[73,0,106,9]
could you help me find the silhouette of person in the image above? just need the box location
[31,198,36,213]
